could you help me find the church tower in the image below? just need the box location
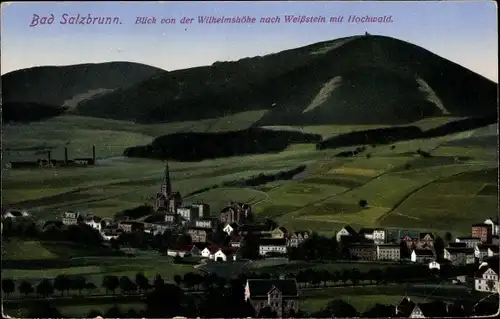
[160,163,172,197]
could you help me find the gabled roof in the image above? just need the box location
[413,249,434,257]
[396,297,416,317]
[358,228,375,234]
[476,257,500,277]
[448,242,467,248]
[276,226,288,233]
[342,225,357,235]
[455,236,481,240]
[259,238,287,246]
[419,233,434,240]
[247,279,298,297]
[445,247,474,254]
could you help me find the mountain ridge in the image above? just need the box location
[74,35,497,126]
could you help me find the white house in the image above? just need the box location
[428,261,440,270]
[454,237,482,248]
[223,223,237,236]
[2,210,29,219]
[358,228,386,244]
[167,245,201,258]
[444,247,475,266]
[201,246,220,259]
[336,225,357,242]
[410,249,434,263]
[475,263,499,293]
[484,218,499,235]
[213,249,228,262]
[258,238,287,256]
[85,217,104,232]
[475,244,499,261]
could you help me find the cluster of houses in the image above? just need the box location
[334,219,499,266]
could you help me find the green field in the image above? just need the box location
[3,115,498,235]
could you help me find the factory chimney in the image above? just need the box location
[92,145,96,164]
[47,150,52,163]
[64,147,68,164]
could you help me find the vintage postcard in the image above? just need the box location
[1,1,498,318]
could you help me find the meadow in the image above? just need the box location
[3,115,497,236]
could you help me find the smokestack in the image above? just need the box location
[64,147,68,164]
[47,151,51,163]
[92,145,96,164]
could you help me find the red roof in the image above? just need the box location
[208,245,220,254]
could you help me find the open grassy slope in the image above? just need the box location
[77,35,497,125]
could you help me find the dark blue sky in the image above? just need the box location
[1,1,497,81]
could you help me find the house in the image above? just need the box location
[2,210,29,219]
[401,234,419,249]
[429,261,440,270]
[177,206,200,221]
[270,227,288,239]
[101,227,122,240]
[471,223,492,244]
[411,249,434,263]
[358,228,386,244]
[288,231,310,248]
[417,233,434,249]
[223,222,239,236]
[395,297,447,317]
[484,218,499,235]
[190,203,210,219]
[201,245,220,259]
[474,257,499,293]
[164,213,180,224]
[443,247,475,266]
[84,216,104,232]
[475,244,500,261]
[220,202,252,224]
[167,245,201,258]
[336,225,357,242]
[237,224,270,236]
[118,221,144,233]
[187,227,213,243]
[259,238,287,256]
[493,235,500,245]
[62,211,82,226]
[229,236,243,248]
[455,237,482,248]
[244,279,299,318]
[194,218,216,230]
[349,244,377,261]
[213,247,238,262]
[376,244,401,261]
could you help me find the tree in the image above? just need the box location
[135,272,150,293]
[434,236,445,260]
[36,279,54,297]
[19,281,34,297]
[444,232,453,243]
[105,305,123,317]
[2,279,15,297]
[324,299,358,317]
[174,274,183,287]
[53,275,70,296]
[102,275,120,294]
[110,238,120,251]
[358,199,368,208]
[153,274,164,290]
[71,275,86,294]
[144,283,184,317]
[85,282,97,294]
[363,303,395,318]
[259,306,277,318]
[119,276,137,295]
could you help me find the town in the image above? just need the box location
[2,163,499,318]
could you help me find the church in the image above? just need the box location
[153,163,182,214]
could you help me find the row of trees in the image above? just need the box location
[2,217,104,247]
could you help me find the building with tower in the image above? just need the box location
[153,163,182,214]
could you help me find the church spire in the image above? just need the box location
[161,162,172,196]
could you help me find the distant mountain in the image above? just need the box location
[76,35,497,125]
[2,62,165,122]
